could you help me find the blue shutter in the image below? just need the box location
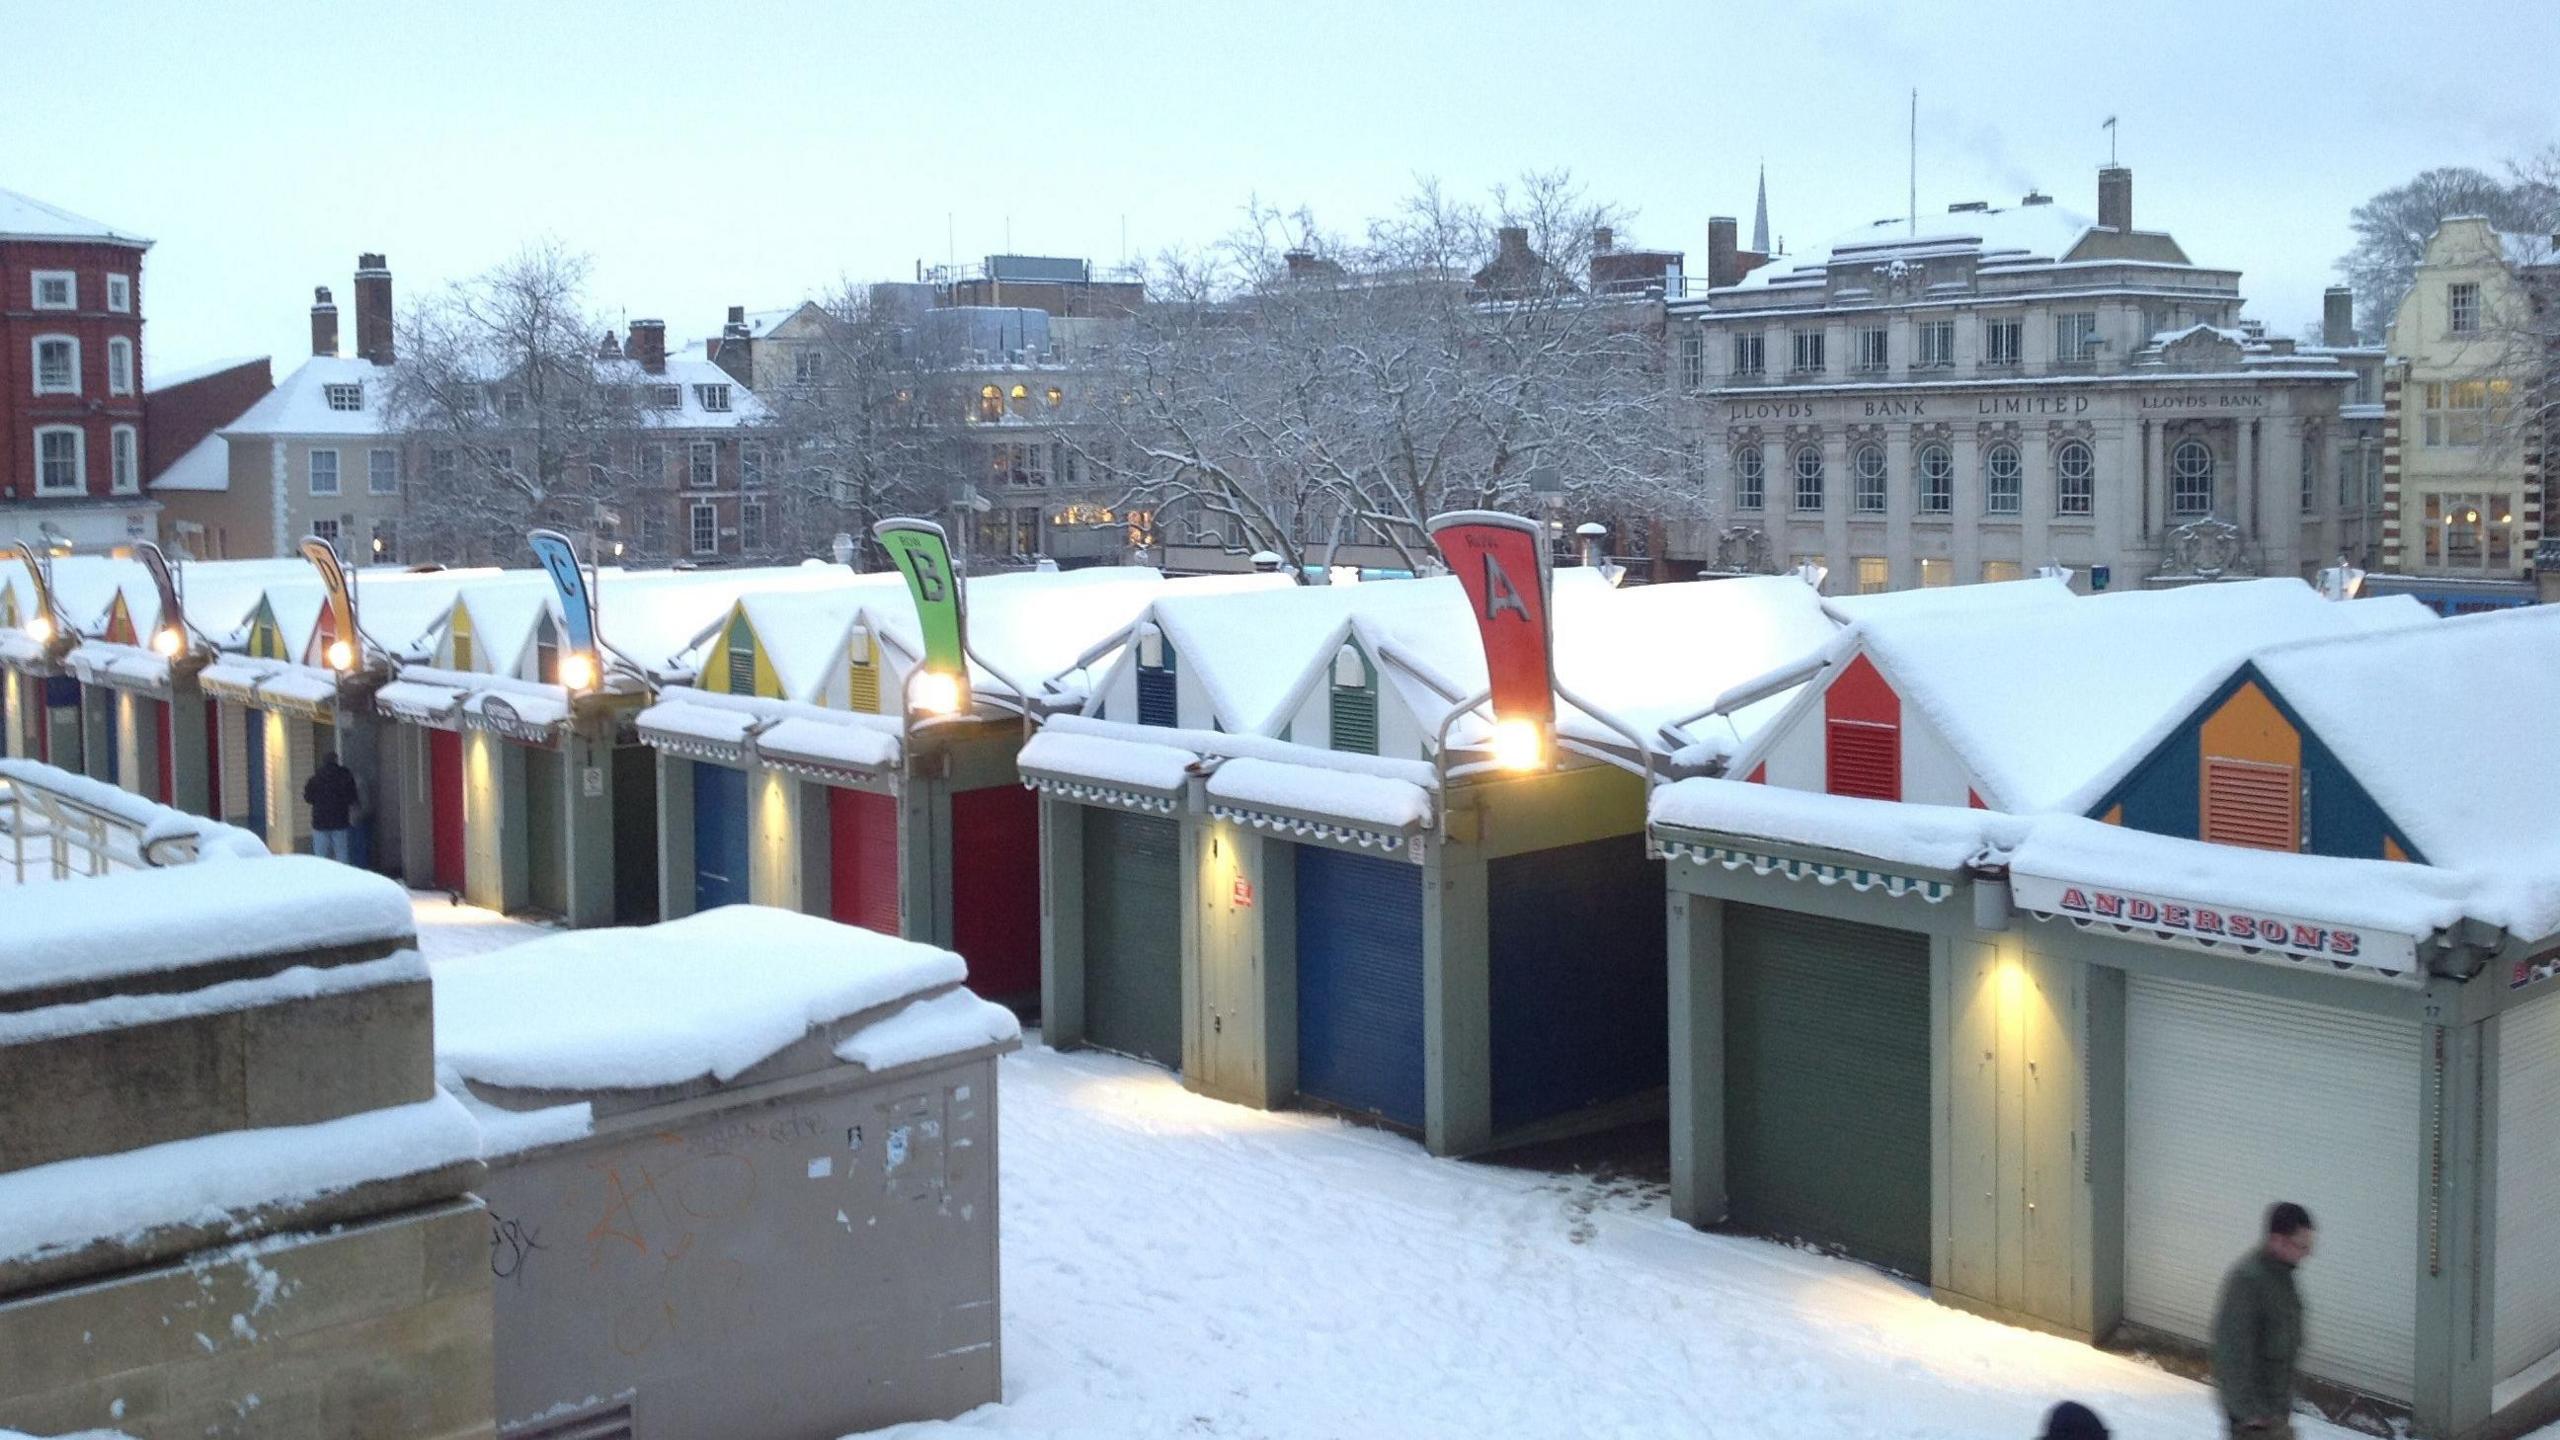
[1295,845,1426,1129]
[692,762,750,912]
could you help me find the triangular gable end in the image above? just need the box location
[101,592,137,646]
[703,604,779,698]
[1720,640,1993,807]
[245,599,289,661]
[2083,662,2424,863]
[302,603,341,669]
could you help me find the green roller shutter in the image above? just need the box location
[1084,807,1184,1068]
[523,745,567,916]
[1724,905,1931,1277]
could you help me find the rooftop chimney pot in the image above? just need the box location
[352,254,394,366]
[2097,166,2133,232]
[627,318,667,375]
[309,285,339,358]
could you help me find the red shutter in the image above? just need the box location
[1823,653,1901,801]
[2202,758,2298,852]
[828,785,902,935]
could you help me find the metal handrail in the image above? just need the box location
[0,768,204,883]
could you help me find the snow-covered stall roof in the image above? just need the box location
[602,561,862,677]
[1022,715,1441,846]
[1144,572,1465,736]
[1,855,410,1002]
[2241,605,2560,938]
[1825,579,2436,814]
[431,905,1016,1101]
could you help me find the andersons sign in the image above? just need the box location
[2008,873,2419,974]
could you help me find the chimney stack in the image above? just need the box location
[2323,286,2357,347]
[627,318,667,375]
[2097,167,2132,233]
[310,286,339,358]
[1592,226,1614,254]
[353,254,394,365]
[724,304,749,339]
[1706,216,1740,288]
[597,330,622,360]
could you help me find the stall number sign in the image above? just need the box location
[582,766,605,798]
[1231,876,1255,909]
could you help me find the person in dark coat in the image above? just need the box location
[2037,1399,2110,1439]
[2211,1200,2316,1437]
[303,750,360,865]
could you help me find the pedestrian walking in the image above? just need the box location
[2211,1200,2316,1437]
[303,750,361,865]
[2036,1399,2110,1439]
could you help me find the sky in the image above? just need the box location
[9,0,2557,377]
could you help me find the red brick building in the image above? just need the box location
[0,187,155,551]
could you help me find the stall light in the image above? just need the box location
[151,626,184,658]
[558,650,598,693]
[912,668,963,717]
[1490,717,1546,772]
[25,614,54,644]
[326,639,355,671]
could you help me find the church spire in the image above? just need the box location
[1751,162,1771,255]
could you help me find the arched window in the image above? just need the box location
[1792,447,1824,511]
[977,384,1002,422]
[2055,441,2094,515]
[1985,443,2022,515]
[2172,439,2215,517]
[1045,385,1064,409]
[1852,445,1887,514]
[1733,447,1766,511]
[1917,444,1953,514]
[1010,383,1031,410]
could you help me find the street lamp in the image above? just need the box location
[557,650,598,693]
[151,625,184,658]
[911,668,963,716]
[1490,716,1547,772]
[326,639,355,671]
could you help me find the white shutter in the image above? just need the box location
[2124,975,2420,1400]
[2498,996,2560,1384]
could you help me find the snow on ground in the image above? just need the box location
[406,897,2361,1440]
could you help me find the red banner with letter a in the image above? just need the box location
[1427,510,1556,731]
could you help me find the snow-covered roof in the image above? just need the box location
[1726,203,2104,293]
[144,354,266,394]
[1820,579,2438,814]
[148,431,230,492]
[431,905,1015,1096]
[2244,606,2560,934]
[626,348,771,429]
[0,186,150,248]
[2499,230,2558,271]
[219,355,397,438]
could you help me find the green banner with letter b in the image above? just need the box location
[874,518,970,710]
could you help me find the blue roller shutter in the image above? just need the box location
[1294,845,1425,1129]
[692,761,750,913]
[1488,834,1669,1132]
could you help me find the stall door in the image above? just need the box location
[828,785,901,936]
[428,728,465,892]
[2124,975,2419,1400]
[1295,845,1426,1130]
[610,745,659,924]
[155,699,175,804]
[691,761,750,913]
[243,707,269,842]
[203,699,222,818]
[1487,834,1668,1133]
[1723,906,1931,1278]
[101,689,120,784]
[951,784,1041,1000]
[1083,807,1183,1067]
[523,745,567,916]
[2500,995,2560,1389]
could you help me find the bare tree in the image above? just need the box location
[1085,172,1698,579]
[747,286,969,568]
[2336,163,2560,342]
[386,242,646,563]
[2491,146,2560,453]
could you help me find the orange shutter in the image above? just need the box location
[2202,758,2298,852]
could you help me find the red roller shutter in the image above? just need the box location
[951,784,1041,1001]
[827,786,901,936]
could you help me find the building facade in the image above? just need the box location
[2379,217,2556,593]
[1,187,155,551]
[1669,168,2360,592]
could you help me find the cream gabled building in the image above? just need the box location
[1668,167,2373,593]
[2380,216,2557,593]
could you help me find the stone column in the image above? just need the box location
[1948,427,1983,587]
[1760,435,1785,561]
[1820,428,1851,583]
[2145,419,2167,540]
[2237,418,2258,531]
[2019,427,2054,575]
[2264,415,2305,578]
[1883,431,1914,587]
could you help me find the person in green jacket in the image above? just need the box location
[2211,1201,2317,1437]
